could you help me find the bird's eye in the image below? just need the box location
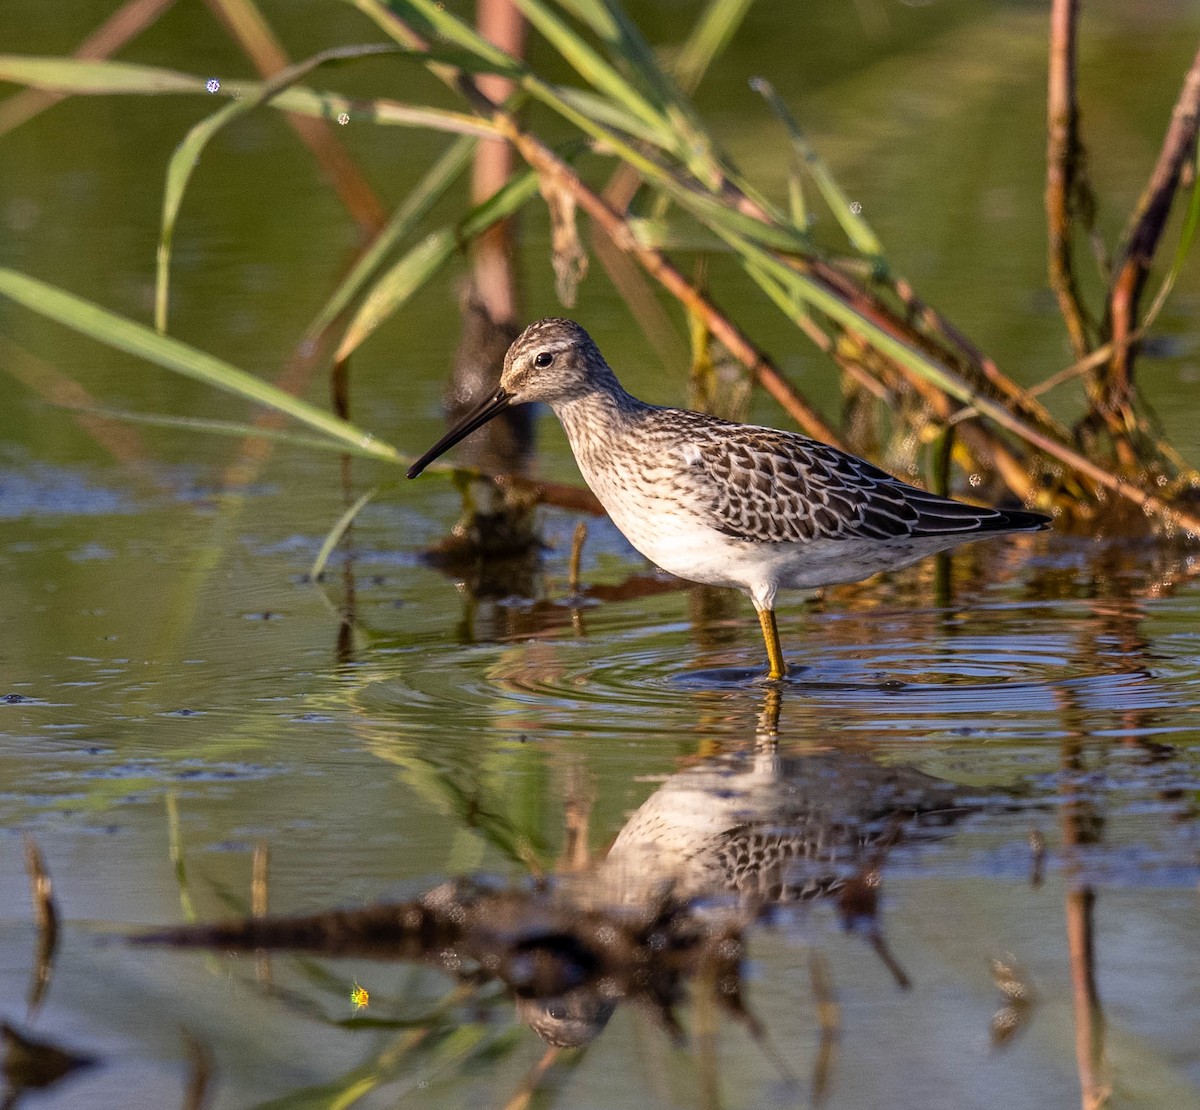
[534,351,554,369]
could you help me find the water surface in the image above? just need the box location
[3,2,1200,1107]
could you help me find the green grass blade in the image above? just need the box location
[751,76,884,259]
[306,135,477,341]
[0,46,515,92]
[556,0,707,137]
[259,86,499,135]
[0,54,204,93]
[45,405,403,460]
[627,217,727,252]
[549,84,669,143]
[334,169,541,361]
[673,0,756,92]
[155,43,399,335]
[364,0,523,75]
[675,187,812,252]
[310,486,381,580]
[787,171,809,232]
[0,56,500,136]
[333,231,457,364]
[557,0,675,104]
[511,0,670,138]
[155,96,242,335]
[459,165,543,236]
[0,268,401,463]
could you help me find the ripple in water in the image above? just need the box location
[358,616,1192,746]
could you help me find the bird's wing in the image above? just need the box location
[686,422,1019,545]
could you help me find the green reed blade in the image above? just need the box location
[751,76,885,260]
[365,0,523,75]
[333,232,455,365]
[310,486,380,580]
[0,55,501,136]
[0,268,401,462]
[512,0,670,138]
[307,136,478,342]
[556,0,711,148]
[0,54,203,93]
[334,169,541,362]
[260,86,499,135]
[155,43,398,335]
[549,84,670,143]
[673,0,757,92]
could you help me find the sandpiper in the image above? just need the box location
[408,318,1050,679]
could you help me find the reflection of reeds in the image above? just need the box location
[22,837,58,1018]
[1065,887,1110,1110]
[180,1029,214,1110]
[809,952,839,1106]
[1,1021,95,1107]
[1056,680,1112,1108]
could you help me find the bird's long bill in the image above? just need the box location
[406,387,513,479]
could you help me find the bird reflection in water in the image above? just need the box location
[520,688,964,1047]
[134,691,972,1062]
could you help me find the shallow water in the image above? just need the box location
[4,2,1200,1108]
[3,464,1200,1107]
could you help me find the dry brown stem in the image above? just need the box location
[1105,42,1200,428]
[470,0,526,326]
[1046,0,1095,361]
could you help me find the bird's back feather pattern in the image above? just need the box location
[649,410,1047,546]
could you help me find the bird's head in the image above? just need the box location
[407,317,610,478]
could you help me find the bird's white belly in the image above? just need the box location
[614,501,745,586]
[582,465,748,589]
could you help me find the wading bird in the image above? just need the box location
[408,319,1050,679]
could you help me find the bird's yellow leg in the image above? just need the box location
[757,607,787,680]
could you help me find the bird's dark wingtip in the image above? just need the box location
[996,508,1053,532]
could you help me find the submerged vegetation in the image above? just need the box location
[0,0,1198,539]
